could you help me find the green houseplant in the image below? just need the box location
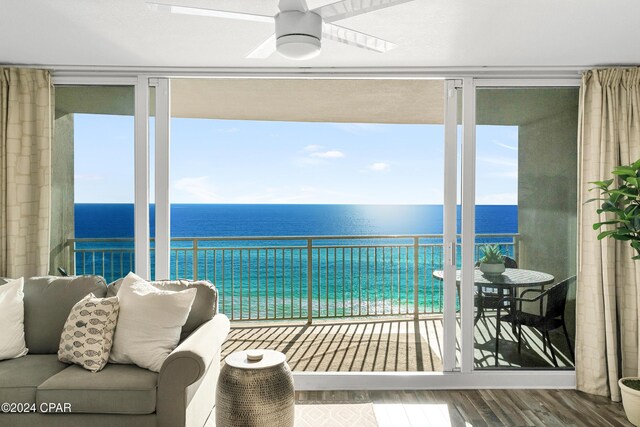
[478,244,505,275]
[590,159,640,426]
[590,159,640,259]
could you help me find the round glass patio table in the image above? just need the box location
[433,268,554,287]
[432,268,555,324]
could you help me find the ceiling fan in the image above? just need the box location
[147,0,415,60]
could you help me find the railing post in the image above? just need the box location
[193,239,199,280]
[307,238,313,325]
[69,239,76,275]
[413,236,419,317]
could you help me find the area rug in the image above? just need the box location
[295,402,378,427]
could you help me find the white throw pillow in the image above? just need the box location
[0,277,28,360]
[109,272,197,372]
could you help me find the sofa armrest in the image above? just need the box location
[157,314,230,427]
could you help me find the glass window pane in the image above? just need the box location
[53,86,135,283]
[168,78,448,373]
[473,87,579,370]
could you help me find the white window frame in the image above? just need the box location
[135,76,151,279]
[154,78,172,280]
[52,76,151,279]
[51,72,580,390]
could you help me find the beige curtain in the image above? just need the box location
[0,68,52,278]
[576,67,640,401]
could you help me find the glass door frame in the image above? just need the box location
[51,75,149,278]
[153,78,171,280]
[442,79,461,372]
[52,73,580,388]
[153,76,463,372]
[457,77,583,375]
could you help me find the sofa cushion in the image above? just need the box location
[0,354,68,404]
[24,276,107,353]
[107,277,217,340]
[37,364,158,415]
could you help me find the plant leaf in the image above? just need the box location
[613,234,632,241]
[593,220,622,230]
[584,198,605,204]
[590,179,614,188]
[597,230,617,240]
[624,177,640,187]
[592,161,640,257]
[613,168,635,177]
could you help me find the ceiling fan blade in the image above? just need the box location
[314,0,415,23]
[278,0,309,12]
[322,23,396,53]
[146,1,274,23]
[246,34,277,59]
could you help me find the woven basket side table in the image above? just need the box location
[216,349,295,427]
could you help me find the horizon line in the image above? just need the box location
[73,202,518,206]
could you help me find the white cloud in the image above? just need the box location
[494,141,517,151]
[310,150,345,159]
[173,176,220,203]
[368,162,390,172]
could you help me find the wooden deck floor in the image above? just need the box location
[222,313,574,372]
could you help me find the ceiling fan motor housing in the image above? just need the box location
[275,11,322,60]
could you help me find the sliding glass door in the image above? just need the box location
[148,77,464,374]
[472,85,579,370]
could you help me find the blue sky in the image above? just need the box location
[74,115,518,204]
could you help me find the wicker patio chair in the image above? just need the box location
[494,276,576,367]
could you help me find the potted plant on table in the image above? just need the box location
[478,244,506,275]
[589,159,640,426]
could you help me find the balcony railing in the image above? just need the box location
[65,234,518,321]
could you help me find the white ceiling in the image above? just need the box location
[1,0,639,69]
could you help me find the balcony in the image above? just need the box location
[63,234,574,370]
[66,234,518,320]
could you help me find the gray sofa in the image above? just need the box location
[0,275,230,427]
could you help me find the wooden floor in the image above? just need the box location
[222,313,574,372]
[295,389,631,427]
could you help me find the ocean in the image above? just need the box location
[74,204,517,319]
[75,204,517,238]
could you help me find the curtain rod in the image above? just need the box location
[1,63,587,80]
